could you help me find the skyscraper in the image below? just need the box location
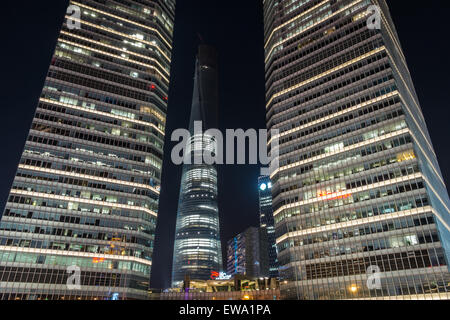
[172,45,222,286]
[258,176,279,278]
[264,0,450,299]
[0,0,175,300]
[226,227,269,278]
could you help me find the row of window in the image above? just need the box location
[300,163,418,202]
[266,9,367,82]
[35,105,163,147]
[9,182,156,211]
[40,92,165,134]
[0,252,150,275]
[269,47,387,114]
[277,193,430,231]
[283,274,449,299]
[287,249,446,280]
[0,220,153,249]
[25,133,162,171]
[4,207,154,234]
[275,133,412,185]
[283,231,439,263]
[281,118,406,168]
[44,80,165,130]
[272,38,383,103]
[272,25,375,88]
[273,71,394,133]
[279,105,403,157]
[6,192,152,222]
[277,148,411,196]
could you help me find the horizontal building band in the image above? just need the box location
[60,30,170,77]
[71,1,173,49]
[267,46,386,107]
[264,0,331,49]
[8,190,158,217]
[269,91,399,145]
[17,165,160,195]
[39,98,165,136]
[276,205,433,243]
[272,128,410,177]
[66,15,171,62]
[265,0,366,63]
[0,245,152,266]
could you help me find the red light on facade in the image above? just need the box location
[210,271,219,280]
[329,193,352,201]
[92,257,105,263]
[317,191,352,201]
[163,96,168,101]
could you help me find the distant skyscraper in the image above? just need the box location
[258,176,279,278]
[0,0,175,300]
[264,0,450,299]
[226,227,269,278]
[172,45,222,286]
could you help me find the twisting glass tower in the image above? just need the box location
[264,0,450,299]
[172,45,222,286]
[0,0,175,300]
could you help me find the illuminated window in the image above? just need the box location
[397,150,416,162]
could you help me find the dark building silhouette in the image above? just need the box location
[258,176,279,278]
[226,227,269,278]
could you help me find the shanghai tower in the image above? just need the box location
[172,45,222,286]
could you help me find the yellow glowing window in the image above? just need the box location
[352,11,369,22]
[397,150,416,162]
[140,106,165,123]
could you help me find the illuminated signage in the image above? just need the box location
[211,271,232,280]
[260,182,272,191]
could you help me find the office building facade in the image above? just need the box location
[227,227,269,278]
[0,0,175,300]
[172,45,222,286]
[264,0,450,299]
[258,176,279,278]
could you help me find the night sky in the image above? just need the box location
[0,1,449,289]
